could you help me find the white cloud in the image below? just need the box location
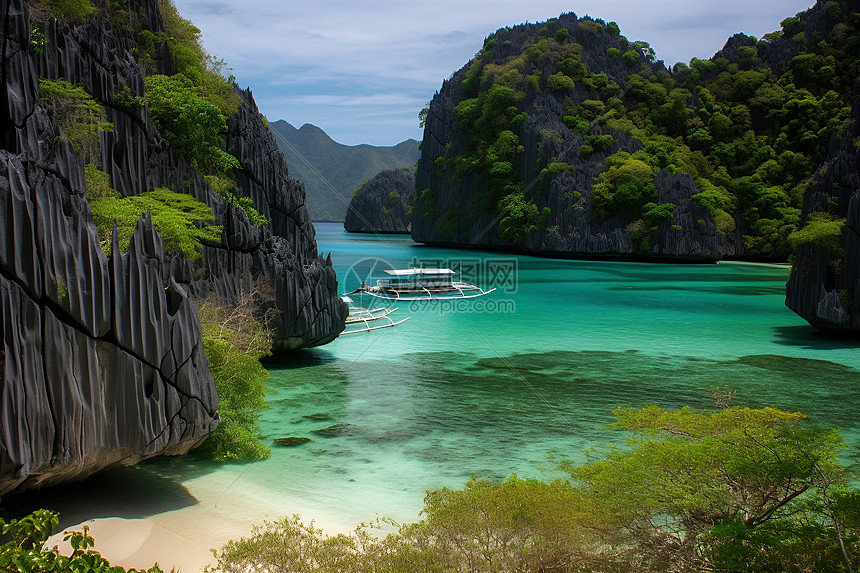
[173,0,814,146]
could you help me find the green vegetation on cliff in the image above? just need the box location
[204,405,860,572]
[197,284,276,463]
[424,3,860,258]
[38,78,113,163]
[89,186,222,258]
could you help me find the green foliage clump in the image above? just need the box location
[567,405,858,571]
[30,26,48,53]
[113,85,144,110]
[90,187,221,258]
[0,509,163,572]
[35,0,95,23]
[84,163,121,200]
[146,74,240,173]
[627,201,676,252]
[235,197,269,227]
[206,405,860,573]
[205,176,268,227]
[157,0,240,116]
[39,78,113,163]
[197,283,276,463]
[497,192,550,244]
[788,212,846,267]
[418,188,435,218]
[622,49,640,65]
[547,72,575,94]
[592,153,656,221]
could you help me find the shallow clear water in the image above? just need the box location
[76,223,860,534]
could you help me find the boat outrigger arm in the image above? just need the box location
[341,297,411,334]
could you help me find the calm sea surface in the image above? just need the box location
[61,222,860,534]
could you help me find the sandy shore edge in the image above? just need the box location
[46,517,217,572]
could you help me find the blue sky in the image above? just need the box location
[172,0,814,146]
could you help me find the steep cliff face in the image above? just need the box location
[414,13,735,261]
[416,3,859,264]
[344,169,415,233]
[785,98,860,332]
[0,0,345,494]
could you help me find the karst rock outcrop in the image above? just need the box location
[344,169,415,233]
[0,0,346,494]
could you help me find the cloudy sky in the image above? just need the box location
[172,0,814,146]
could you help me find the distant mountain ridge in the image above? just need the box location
[269,121,419,222]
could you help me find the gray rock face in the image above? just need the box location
[344,169,415,233]
[0,0,345,494]
[785,98,860,332]
[413,13,735,261]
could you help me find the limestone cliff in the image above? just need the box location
[415,3,860,264]
[785,97,860,332]
[344,169,415,234]
[0,0,346,494]
[414,13,735,261]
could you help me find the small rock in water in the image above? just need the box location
[274,437,312,447]
[312,423,350,438]
[304,413,333,421]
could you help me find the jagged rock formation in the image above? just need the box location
[0,0,346,494]
[785,97,860,332]
[270,121,419,222]
[414,13,736,261]
[344,169,415,233]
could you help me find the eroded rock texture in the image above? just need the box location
[413,13,735,261]
[785,98,860,332]
[344,169,415,233]
[0,0,345,494]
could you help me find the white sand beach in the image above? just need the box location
[34,463,366,573]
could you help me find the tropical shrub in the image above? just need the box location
[788,212,846,268]
[36,0,95,23]
[84,163,120,200]
[498,192,550,244]
[196,282,276,462]
[145,74,239,173]
[39,78,113,163]
[90,187,221,258]
[205,405,860,573]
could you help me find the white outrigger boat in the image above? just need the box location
[341,296,410,334]
[349,268,496,301]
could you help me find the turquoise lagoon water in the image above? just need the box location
[92,223,860,536]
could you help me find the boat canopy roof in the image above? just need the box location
[384,268,455,276]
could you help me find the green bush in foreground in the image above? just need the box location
[0,509,163,572]
[205,405,860,572]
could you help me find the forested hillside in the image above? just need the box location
[270,121,418,221]
[415,1,859,263]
